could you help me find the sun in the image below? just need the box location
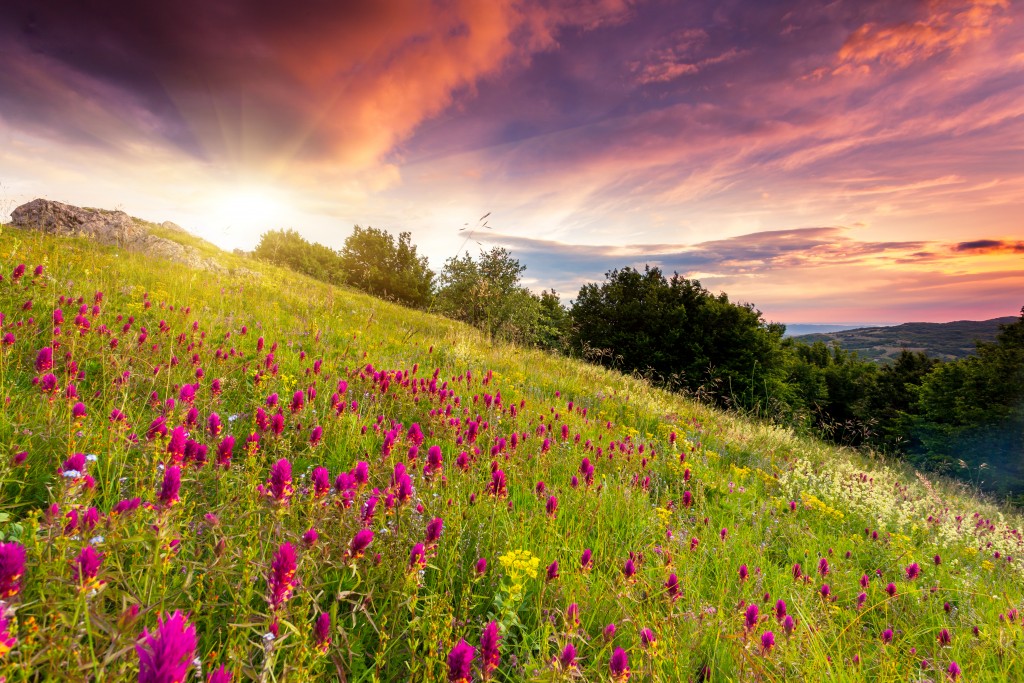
[210,186,290,236]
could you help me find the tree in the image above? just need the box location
[569,266,789,412]
[253,229,345,284]
[434,247,540,343]
[339,226,434,308]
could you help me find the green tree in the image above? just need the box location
[434,247,540,343]
[253,229,345,284]
[339,225,434,308]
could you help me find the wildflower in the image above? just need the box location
[475,557,488,576]
[938,628,951,646]
[167,427,188,464]
[774,599,787,621]
[623,558,636,581]
[158,466,182,507]
[948,661,961,680]
[290,390,304,412]
[546,561,560,581]
[905,562,921,580]
[425,445,443,477]
[581,548,593,571]
[558,643,577,670]
[720,527,728,542]
[311,466,330,498]
[566,603,580,629]
[819,584,831,599]
[859,574,869,589]
[818,558,829,577]
[12,451,27,466]
[682,490,693,508]
[0,542,26,598]
[268,542,298,610]
[689,537,699,551]
[74,546,104,591]
[479,621,501,680]
[489,469,507,497]
[349,529,374,559]
[0,611,17,656]
[216,436,235,469]
[35,346,53,372]
[447,639,475,683]
[207,413,222,438]
[314,613,331,653]
[881,628,894,644]
[425,517,444,545]
[260,458,294,505]
[409,543,427,571]
[744,604,759,630]
[934,554,942,565]
[782,615,795,635]
[310,425,323,447]
[609,647,630,681]
[303,528,319,547]
[208,666,232,683]
[857,592,867,608]
[546,495,558,518]
[136,611,197,683]
[760,631,775,654]
[665,572,680,600]
[640,627,656,648]
[885,582,897,597]
[738,564,748,582]
[112,497,142,516]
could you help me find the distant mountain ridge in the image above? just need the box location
[792,317,1016,362]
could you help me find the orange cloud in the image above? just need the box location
[836,0,1011,73]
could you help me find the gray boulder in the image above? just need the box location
[10,199,225,274]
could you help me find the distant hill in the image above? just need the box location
[783,323,886,337]
[793,317,1016,362]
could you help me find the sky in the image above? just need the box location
[1,0,1022,324]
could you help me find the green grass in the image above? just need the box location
[0,225,1021,681]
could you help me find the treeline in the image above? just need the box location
[254,228,1024,502]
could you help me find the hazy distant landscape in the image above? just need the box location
[792,318,1015,362]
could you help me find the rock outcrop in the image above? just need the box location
[10,199,225,274]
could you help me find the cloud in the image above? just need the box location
[954,239,1024,252]
[835,0,1011,74]
[0,0,634,170]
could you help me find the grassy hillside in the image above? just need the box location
[794,319,1015,363]
[0,225,1022,682]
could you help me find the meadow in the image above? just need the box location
[0,227,1022,682]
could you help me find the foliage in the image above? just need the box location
[0,230,1022,681]
[253,229,345,284]
[339,225,434,308]
[569,266,790,412]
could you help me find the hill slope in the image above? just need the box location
[794,318,1015,362]
[0,224,1022,681]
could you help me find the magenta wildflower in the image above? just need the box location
[208,666,232,683]
[35,346,53,372]
[303,528,319,547]
[566,602,581,629]
[311,466,330,498]
[546,495,558,518]
[609,647,630,681]
[158,466,182,507]
[314,613,331,653]
[938,628,951,646]
[623,558,636,581]
[547,560,560,581]
[744,603,759,630]
[905,562,921,580]
[71,402,86,421]
[774,599,787,621]
[425,517,444,545]
[819,584,831,599]
[581,548,593,571]
[489,469,507,497]
[349,529,374,559]
[290,390,304,413]
[738,564,749,582]
[479,621,501,680]
[665,572,680,600]
[73,546,104,591]
[475,557,488,576]
[558,642,577,670]
[207,413,222,438]
[310,425,323,447]
[761,631,776,654]
[640,627,657,648]
[268,542,298,610]
[885,582,897,597]
[782,614,795,635]
[682,490,693,508]
[857,592,867,608]
[0,541,26,598]
[948,661,961,680]
[720,527,728,542]
[136,611,197,683]
[818,557,829,577]
[0,612,17,656]
[447,639,476,683]
[409,543,427,571]
[261,458,294,505]
[881,628,894,644]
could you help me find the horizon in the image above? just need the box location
[2,0,1023,325]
